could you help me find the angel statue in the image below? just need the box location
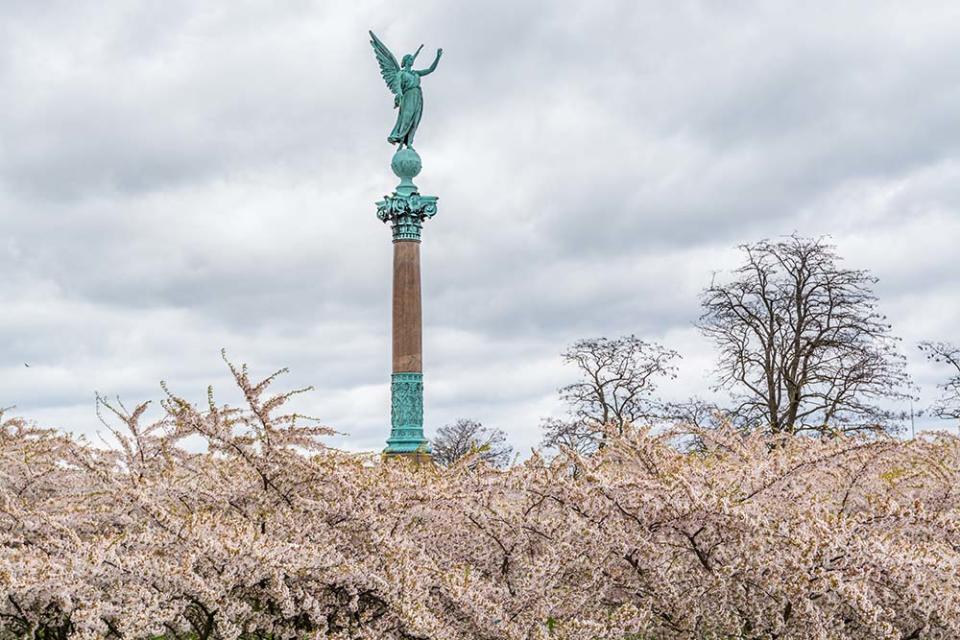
[369,31,442,150]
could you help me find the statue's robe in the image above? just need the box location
[389,70,423,147]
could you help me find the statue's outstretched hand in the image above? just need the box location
[437,48,443,58]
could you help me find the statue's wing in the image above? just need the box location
[369,31,401,96]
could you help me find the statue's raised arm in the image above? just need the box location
[417,48,442,77]
[368,30,442,151]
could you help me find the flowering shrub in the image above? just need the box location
[2,363,958,639]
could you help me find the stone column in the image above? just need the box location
[376,148,437,456]
[392,240,422,374]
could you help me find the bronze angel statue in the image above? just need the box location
[369,31,442,150]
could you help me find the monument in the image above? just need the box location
[369,31,443,458]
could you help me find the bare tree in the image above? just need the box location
[661,397,736,431]
[919,341,960,423]
[431,419,513,468]
[541,335,680,453]
[698,235,912,436]
[539,418,603,457]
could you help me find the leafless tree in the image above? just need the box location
[661,397,736,431]
[698,235,912,436]
[541,335,680,453]
[654,397,745,453]
[919,341,960,423]
[539,418,603,457]
[560,336,680,429]
[431,419,513,468]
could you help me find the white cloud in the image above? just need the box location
[1,0,959,451]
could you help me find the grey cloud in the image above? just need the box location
[1,1,958,454]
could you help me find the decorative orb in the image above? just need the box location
[391,148,422,179]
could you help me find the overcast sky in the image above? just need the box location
[2,1,959,452]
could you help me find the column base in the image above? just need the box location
[382,450,434,466]
[384,439,431,454]
[385,372,430,455]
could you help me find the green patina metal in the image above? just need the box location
[369,32,441,242]
[385,372,431,453]
[376,148,438,241]
[368,31,442,151]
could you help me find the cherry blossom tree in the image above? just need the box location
[3,359,959,639]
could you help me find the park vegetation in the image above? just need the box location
[3,361,959,639]
[4,234,959,639]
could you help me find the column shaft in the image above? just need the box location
[392,240,422,373]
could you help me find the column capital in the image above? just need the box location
[376,190,438,241]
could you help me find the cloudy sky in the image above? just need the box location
[2,1,959,452]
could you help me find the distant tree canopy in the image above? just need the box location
[542,236,917,445]
[919,341,960,423]
[559,336,680,430]
[698,235,912,436]
[431,418,513,468]
[542,335,679,454]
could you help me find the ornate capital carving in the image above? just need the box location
[376,191,438,241]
